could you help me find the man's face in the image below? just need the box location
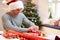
[9,8,21,17]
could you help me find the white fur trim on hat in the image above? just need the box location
[8,1,24,12]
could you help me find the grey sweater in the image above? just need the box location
[2,13,35,32]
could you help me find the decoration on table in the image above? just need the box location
[3,30,48,40]
[54,19,60,26]
[54,20,59,26]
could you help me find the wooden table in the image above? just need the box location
[41,25,60,36]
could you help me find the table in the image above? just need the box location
[41,25,60,36]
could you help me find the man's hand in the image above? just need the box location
[28,26,39,32]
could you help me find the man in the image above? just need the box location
[2,1,39,32]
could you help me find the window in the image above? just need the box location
[58,0,60,1]
[48,0,60,19]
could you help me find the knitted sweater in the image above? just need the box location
[2,13,35,32]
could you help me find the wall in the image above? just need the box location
[0,0,4,31]
[32,0,49,22]
[0,0,8,31]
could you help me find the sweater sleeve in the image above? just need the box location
[22,13,36,27]
[2,15,28,32]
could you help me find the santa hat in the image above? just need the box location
[7,0,17,5]
[2,0,17,5]
[8,1,24,12]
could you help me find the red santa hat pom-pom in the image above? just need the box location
[7,0,18,5]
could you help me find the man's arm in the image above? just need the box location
[22,13,39,32]
[2,15,28,32]
[22,13,36,27]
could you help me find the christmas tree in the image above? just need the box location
[21,0,41,28]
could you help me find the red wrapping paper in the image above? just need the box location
[8,30,48,40]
